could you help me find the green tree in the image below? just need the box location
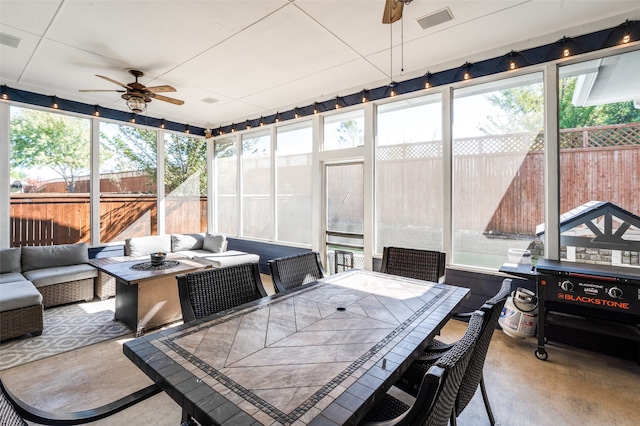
[482,77,640,134]
[10,109,90,192]
[101,125,207,195]
[335,120,363,147]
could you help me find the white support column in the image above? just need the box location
[442,88,453,261]
[207,138,215,234]
[236,133,243,238]
[157,130,165,235]
[363,102,375,271]
[311,113,323,254]
[0,102,10,247]
[271,126,278,242]
[544,64,561,260]
[90,117,100,245]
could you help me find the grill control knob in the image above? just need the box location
[607,287,623,299]
[560,280,574,292]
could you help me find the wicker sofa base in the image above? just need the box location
[96,271,116,301]
[38,278,95,308]
[0,304,44,341]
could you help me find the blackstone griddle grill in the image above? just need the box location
[534,259,640,362]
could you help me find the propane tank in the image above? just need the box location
[499,287,538,338]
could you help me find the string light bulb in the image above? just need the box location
[561,37,570,57]
[160,119,165,129]
[185,125,190,134]
[259,117,264,126]
[52,96,58,109]
[361,90,367,103]
[94,105,100,117]
[231,123,235,132]
[275,113,280,123]
[313,103,318,114]
[509,51,517,70]
[218,127,224,135]
[294,108,299,119]
[335,97,341,109]
[389,83,396,97]
[424,72,432,89]
[622,20,631,44]
[463,63,471,80]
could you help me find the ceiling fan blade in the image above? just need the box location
[145,85,177,93]
[382,0,404,24]
[152,93,185,105]
[79,89,126,93]
[96,74,132,89]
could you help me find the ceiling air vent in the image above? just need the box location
[0,32,22,48]
[417,7,453,30]
[201,97,218,104]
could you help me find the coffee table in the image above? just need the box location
[90,255,208,335]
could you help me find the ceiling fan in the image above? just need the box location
[79,69,184,113]
[382,0,413,24]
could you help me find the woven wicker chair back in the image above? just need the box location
[268,252,326,293]
[177,263,267,323]
[454,278,511,415]
[422,310,484,426]
[380,247,446,283]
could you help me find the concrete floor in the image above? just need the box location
[2,275,639,425]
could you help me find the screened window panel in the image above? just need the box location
[557,50,640,267]
[164,134,207,235]
[98,122,158,242]
[276,122,313,245]
[242,131,273,240]
[323,110,365,150]
[452,73,545,269]
[375,95,443,255]
[214,138,238,236]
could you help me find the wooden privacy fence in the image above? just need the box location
[9,123,640,246]
[10,194,206,247]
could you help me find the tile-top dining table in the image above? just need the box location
[123,269,470,426]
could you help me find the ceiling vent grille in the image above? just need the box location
[417,7,454,30]
[0,33,22,48]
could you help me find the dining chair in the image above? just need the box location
[359,310,484,426]
[395,278,512,426]
[268,251,326,293]
[0,378,160,426]
[380,246,446,283]
[176,262,267,323]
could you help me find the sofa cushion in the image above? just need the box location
[202,233,227,253]
[0,281,43,312]
[0,248,21,273]
[0,272,28,284]
[125,235,171,257]
[194,251,259,268]
[23,264,98,288]
[171,233,205,252]
[21,243,89,272]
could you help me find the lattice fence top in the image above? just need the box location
[560,124,640,149]
[377,122,639,158]
[377,141,442,160]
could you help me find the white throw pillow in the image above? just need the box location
[203,234,226,253]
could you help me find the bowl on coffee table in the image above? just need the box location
[150,252,167,266]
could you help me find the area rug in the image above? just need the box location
[0,298,133,371]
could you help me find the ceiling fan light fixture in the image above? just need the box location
[126,96,147,114]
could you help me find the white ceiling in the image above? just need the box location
[1,0,639,130]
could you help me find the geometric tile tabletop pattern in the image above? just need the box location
[123,270,469,426]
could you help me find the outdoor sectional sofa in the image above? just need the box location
[95,233,259,300]
[0,243,97,341]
